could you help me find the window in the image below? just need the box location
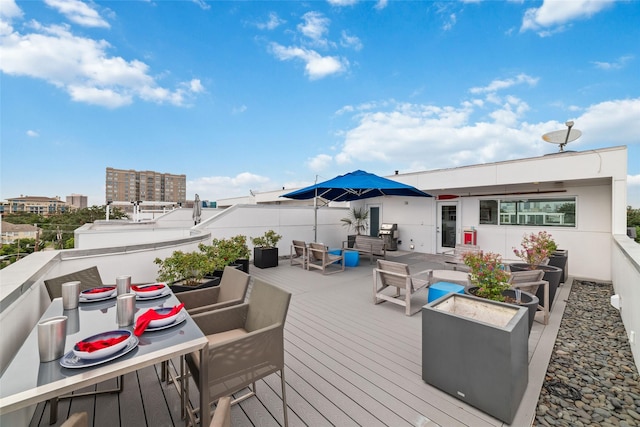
[479,198,576,227]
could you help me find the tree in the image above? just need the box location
[627,206,640,243]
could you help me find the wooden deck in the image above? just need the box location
[31,251,568,427]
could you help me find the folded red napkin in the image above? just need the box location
[84,286,116,294]
[76,335,128,353]
[134,303,184,336]
[131,284,165,292]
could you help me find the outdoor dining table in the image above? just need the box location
[0,289,211,426]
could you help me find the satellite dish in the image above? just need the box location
[542,121,582,152]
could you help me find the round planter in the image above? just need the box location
[465,286,538,335]
[548,250,568,284]
[509,263,562,310]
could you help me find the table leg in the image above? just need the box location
[199,346,210,426]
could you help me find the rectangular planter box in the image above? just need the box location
[422,293,529,424]
[253,247,278,269]
[170,276,220,294]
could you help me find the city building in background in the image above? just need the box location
[0,221,41,244]
[3,196,70,215]
[65,194,88,209]
[105,168,186,207]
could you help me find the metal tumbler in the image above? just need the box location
[116,275,132,295]
[61,281,80,310]
[117,293,136,327]
[37,316,68,362]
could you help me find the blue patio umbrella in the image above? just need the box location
[281,170,431,240]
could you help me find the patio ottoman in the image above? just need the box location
[428,281,465,303]
[343,250,359,267]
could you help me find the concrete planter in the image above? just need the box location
[422,293,529,424]
[548,249,568,283]
[465,287,539,335]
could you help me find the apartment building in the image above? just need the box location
[3,196,69,215]
[105,167,186,205]
[65,194,88,209]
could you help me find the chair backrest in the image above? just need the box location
[245,279,292,332]
[508,269,544,284]
[376,259,410,289]
[308,242,327,262]
[217,265,250,303]
[292,240,306,257]
[44,266,103,300]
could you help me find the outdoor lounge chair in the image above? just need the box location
[373,259,432,316]
[184,279,292,427]
[290,240,308,268]
[508,269,549,325]
[307,242,345,274]
[44,266,104,300]
[176,266,250,315]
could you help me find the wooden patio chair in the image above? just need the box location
[443,244,480,272]
[508,269,549,325]
[210,396,231,427]
[290,240,308,268]
[307,243,345,274]
[185,279,292,427]
[373,259,432,316]
[44,266,104,300]
[176,266,250,315]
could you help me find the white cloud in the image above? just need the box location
[521,0,616,35]
[0,20,203,108]
[592,55,634,70]
[0,0,22,20]
[188,172,271,200]
[44,0,110,28]
[307,154,333,172]
[327,0,358,6]
[340,30,362,51]
[270,43,347,80]
[26,130,39,137]
[374,0,388,11]
[191,0,210,10]
[232,105,247,114]
[256,12,285,30]
[298,11,330,46]
[628,174,640,186]
[470,73,539,94]
[333,96,640,173]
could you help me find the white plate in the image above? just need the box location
[61,335,138,369]
[131,283,167,298]
[72,330,132,360]
[135,287,170,301]
[147,307,183,328]
[79,293,117,303]
[80,286,116,300]
[144,311,187,332]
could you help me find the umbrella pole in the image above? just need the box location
[314,189,318,242]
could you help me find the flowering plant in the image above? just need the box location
[463,251,511,302]
[513,231,557,266]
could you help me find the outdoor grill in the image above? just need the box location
[378,223,398,251]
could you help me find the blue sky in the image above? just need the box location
[1,0,639,207]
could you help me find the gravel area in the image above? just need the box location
[534,280,640,427]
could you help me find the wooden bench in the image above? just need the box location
[343,235,386,265]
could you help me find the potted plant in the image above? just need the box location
[251,230,282,269]
[198,234,251,277]
[510,231,563,309]
[341,207,369,248]
[462,251,539,334]
[153,250,220,293]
